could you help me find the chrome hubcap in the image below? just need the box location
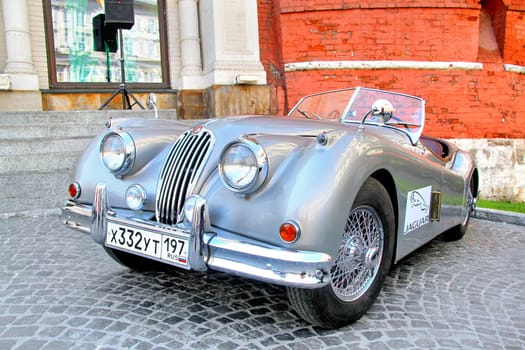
[331,205,384,301]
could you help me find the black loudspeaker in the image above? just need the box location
[93,14,118,52]
[105,0,135,30]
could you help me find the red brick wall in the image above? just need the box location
[280,0,480,12]
[257,0,525,139]
[285,67,524,139]
[280,7,480,62]
[257,0,286,114]
[504,8,525,65]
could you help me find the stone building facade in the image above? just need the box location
[0,0,270,116]
[0,0,523,201]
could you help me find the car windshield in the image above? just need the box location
[288,87,425,144]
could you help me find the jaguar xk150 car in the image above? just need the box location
[62,87,478,328]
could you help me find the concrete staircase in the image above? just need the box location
[0,109,177,215]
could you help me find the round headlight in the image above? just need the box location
[100,131,135,176]
[219,138,268,194]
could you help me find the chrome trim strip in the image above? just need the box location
[91,183,109,244]
[62,200,91,234]
[204,233,331,288]
[188,196,208,271]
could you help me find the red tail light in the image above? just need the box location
[68,182,81,199]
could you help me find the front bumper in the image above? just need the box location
[62,184,332,289]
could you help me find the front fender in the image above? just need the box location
[72,118,195,210]
[202,131,380,258]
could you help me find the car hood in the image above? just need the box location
[200,115,352,138]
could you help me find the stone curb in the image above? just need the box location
[473,207,525,226]
[1,207,524,227]
[0,208,60,220]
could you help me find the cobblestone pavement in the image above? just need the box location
[1,215,524,350]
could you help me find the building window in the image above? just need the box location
[44,0,168,88]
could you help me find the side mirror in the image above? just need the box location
[360,99,395,127]
[146,93,158,119]
[371,99,394,123]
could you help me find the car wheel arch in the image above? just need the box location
[370,169,399,263]
[287,174,398,328]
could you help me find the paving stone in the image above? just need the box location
[0,215,524,349]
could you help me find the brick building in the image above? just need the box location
[258,0,525,201]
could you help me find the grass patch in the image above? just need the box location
[477,199,525,214]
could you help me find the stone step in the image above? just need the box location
[0,109,175,126]
[0,124,104,141]
[0,110,132,124]
[0,110,176,140]
[0,152,82,174]
[0,109,178,214]
[0,172,71,213]
[0,138,92,156]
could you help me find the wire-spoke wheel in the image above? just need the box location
[331,205,384,302]
[287,178,395,329]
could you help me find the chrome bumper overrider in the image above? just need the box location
[62,184,332,288]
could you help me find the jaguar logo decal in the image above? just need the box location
[409,191,429,212]
[404,186,432,235]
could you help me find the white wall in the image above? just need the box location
[451,139,525,202]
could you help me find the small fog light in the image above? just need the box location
[279,221,300,243]
[126,185,146,211]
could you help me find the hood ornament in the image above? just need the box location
[192,125,204,135]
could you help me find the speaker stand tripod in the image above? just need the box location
[99,29,144,110]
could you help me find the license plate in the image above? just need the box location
[105,219,190,268]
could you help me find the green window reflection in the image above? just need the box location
[51,0,162,83]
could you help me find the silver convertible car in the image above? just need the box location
[62,87,478,328]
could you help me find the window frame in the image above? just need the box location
[43,0,170,89]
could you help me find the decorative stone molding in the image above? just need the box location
[285,60,484,72]
[0,74,11,90]
[504,64,525,74]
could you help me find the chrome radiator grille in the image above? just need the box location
[156,129,213,225]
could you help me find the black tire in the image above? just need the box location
[287,178,395,329]
[103,246,164,271]
[442,176,476,242]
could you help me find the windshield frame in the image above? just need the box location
[288,87,426,145]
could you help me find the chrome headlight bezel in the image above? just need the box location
[219,138,268,195]
[100,131,136,176]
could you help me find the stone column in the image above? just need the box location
[199,0,266,86]
[1,0,39,90]
[176,0,270,119]
[178,0,203,88]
